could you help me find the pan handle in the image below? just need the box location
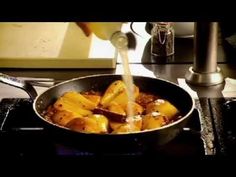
[0,73,38,100]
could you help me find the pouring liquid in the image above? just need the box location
[118,48,135,119]
[110,30,137,131]
[89,23,136,129]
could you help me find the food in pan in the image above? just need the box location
[43,80,181,134]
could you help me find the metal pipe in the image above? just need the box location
[193,22,218,73]
[185,22,224,86]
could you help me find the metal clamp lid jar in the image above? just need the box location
[151,22,175,57]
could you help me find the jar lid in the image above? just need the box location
[152,22,173,28]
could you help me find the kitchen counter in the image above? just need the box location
[1,63,236,99]
[1,22,236,99]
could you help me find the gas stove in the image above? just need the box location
[0,97,233,157]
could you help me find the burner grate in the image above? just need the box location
[0,98,207,157]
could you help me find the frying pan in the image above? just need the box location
[0,73,195,153]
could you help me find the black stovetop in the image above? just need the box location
[0,97,235,157]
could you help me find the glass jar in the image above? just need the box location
[151,22,175,57]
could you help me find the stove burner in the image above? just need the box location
[0,98,212,157]
[208,97,236,155]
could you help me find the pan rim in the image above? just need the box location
[33,74,195,135]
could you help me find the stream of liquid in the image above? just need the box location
[118,48,135,120]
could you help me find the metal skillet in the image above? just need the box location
[0,73,195,153]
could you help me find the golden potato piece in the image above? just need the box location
[110,85,139,109]
[101,80,139,108]
[128,115,143,130]
[125,101,144,117]
[109,90,128,108]
[110,115,142,132]
[66,114,109,134]
[112,123,141,134]
[107,102,126,116]
[65,118,91,132]
[53,97,92,117]
[109,121,123,131]
[142,112,168,130]
[146,99,179,120]
[51,110,80,126]
[82,94,101,107]
[100,80,126,107]
[62,91,96,110]
[88,114,109,133]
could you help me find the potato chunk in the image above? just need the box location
[146,99,179,120]
[125,101,144,117]
[53,97,92,117]
[51,110,79,126]
[110,85,139,109]
[107,102,126,116]
[101,80,139,108]
[65,114,109,134]
[112,123,141,134]
[110,115,142,133]
[82,94,101,107]
[100,80,126,107]
[62,91,96,110]
[142,112,168,130]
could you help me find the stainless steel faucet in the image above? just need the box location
[185,22,224,86]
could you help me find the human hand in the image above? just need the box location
[76,22,91,37]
